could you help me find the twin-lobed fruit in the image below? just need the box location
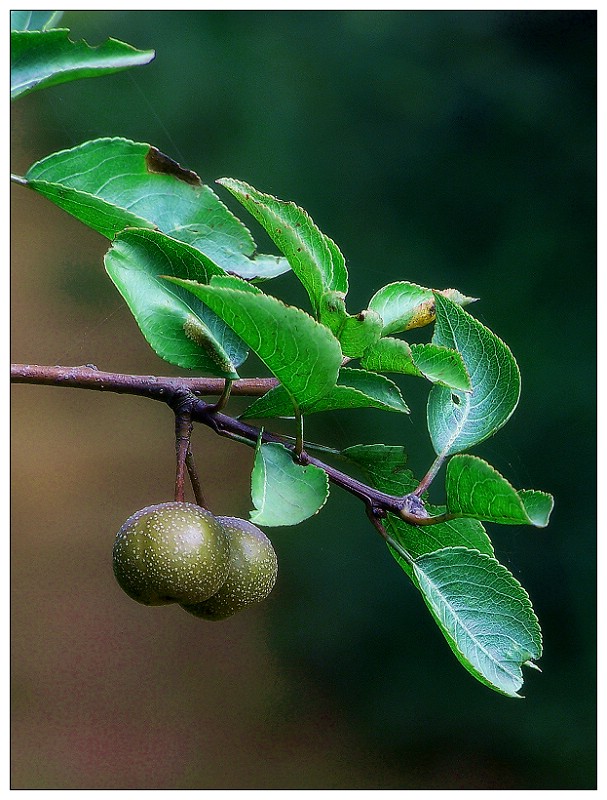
[112,502,277,619]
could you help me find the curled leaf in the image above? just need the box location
[427,294,520,455]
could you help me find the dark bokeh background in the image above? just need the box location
[11,10,596,789]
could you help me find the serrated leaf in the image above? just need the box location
[361,337,471,391]
[23,138,289,280]
[405,547,542,697]
[164,278,342,411]
[368,282,477,335]
[242,366,409,419]
[446,455,553,527]
[250,441,329,526]
[217,178,340,315]
[11,11,64,31]
[11,30,154,100]
[208,274,262,293]
[427,294,521,456]
[340,444,416,496]
[104,229,247,376]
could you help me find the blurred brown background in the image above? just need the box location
[11,10,596,789]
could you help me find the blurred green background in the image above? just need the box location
[11,10,596,789]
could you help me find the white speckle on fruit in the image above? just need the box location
[113,502,230,606]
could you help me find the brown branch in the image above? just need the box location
[10,363,277,398]
[11,362,449,527]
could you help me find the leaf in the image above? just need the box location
[517,491,556,527]
[410,344,472,391]
[104,229,247,376]
[368,281,434,334]
[446,455,554,527]
[427,294,521,456]
[360,338,417,374]
[164,278,342,410]
[11,11,64,31]
[21,177,149,238]
[318,291,347,336]
[323,234,349,294]
[441,288,479,307]
[403,547,542,697]
[23,138,289,280]
[339,311,384,358]
[250,441,329,526]
[341,444,416,496]
[11,29,154,100]
[217,178,341,314]
[318,292,382,357]
[368,281,477,335]
[361,337,471,392]
[242,367,409,419]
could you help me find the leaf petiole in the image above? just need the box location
[174,408,193,503]
[413,451,448,497]
[185,447,207,509]
[208,378,233,414]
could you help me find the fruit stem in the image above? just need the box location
[174,408,193,503]
[185,447,207,509]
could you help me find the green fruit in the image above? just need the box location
[181,517,278,620]
[112,502,230,606]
